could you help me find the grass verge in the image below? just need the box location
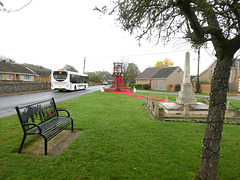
[0,91,239,179]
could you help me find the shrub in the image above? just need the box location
[131,84,150,90]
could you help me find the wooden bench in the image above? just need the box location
[15,98,73,155]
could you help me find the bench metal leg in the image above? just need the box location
[18,134,26,154]
[43,137,48,156]
[71,121,74,132]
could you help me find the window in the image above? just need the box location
[24,75,33,81]
[7,74,11,80]
[53,71,68,82]
[70,74,88,83]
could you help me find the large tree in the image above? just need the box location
[104,0,240,179]
[117,59,140,84]
[61,64,78,72]
[123,62,140,84]
[155,58,174,68]
[87,72,101,83]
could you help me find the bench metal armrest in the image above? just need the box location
[22,123,42,134]
[57,109,71,117]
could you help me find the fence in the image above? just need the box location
[145,97,163,118]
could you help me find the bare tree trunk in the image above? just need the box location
[199,55,232,179]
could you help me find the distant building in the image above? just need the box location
[193,59,240,93]
[135,67,163,85]
[0,61,35,82]
[22,64,51,82]
[0,61,51,82]
[151,66,184,91]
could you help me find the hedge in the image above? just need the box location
[131,84,150,90]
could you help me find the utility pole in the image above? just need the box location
[197,47,200,93]
[83,57,86,74]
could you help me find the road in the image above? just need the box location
[0,86,103,118]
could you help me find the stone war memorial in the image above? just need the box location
[159,52,209,118]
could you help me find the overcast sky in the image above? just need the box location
[0,0,217,75]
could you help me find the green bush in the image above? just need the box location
[131,84,150,90]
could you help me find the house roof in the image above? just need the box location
[192,60,217,81]
[193,58,240,82]
[0,61,35,75]
[135,67,163,79]
[32,69,51,77]
[151,67,179,79]
[23,64,51,77]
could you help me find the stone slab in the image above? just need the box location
[20,130,82,156]
[160,102,209,115]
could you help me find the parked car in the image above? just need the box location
[103,81,108,85]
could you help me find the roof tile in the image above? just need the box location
[152,67,178,79]
[0,61,34,74]
[136,67,163,79]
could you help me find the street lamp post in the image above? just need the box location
[197,47,200,93]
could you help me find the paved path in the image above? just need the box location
[137,90,240,100]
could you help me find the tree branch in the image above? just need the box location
[229,34,240,54]
[175,0,205,44]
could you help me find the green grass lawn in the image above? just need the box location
[0,91,239,179]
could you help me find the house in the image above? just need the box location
[0,61,35,82]
[151,66,184,91]
[135,66,163,85]
[193,59,240,93]
[229,59,240,92]
[0,60,52,94]
[0,61,52,82]
[22,64,51,82]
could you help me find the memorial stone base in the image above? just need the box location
[176,82,197,105]
[159,102,209,115]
